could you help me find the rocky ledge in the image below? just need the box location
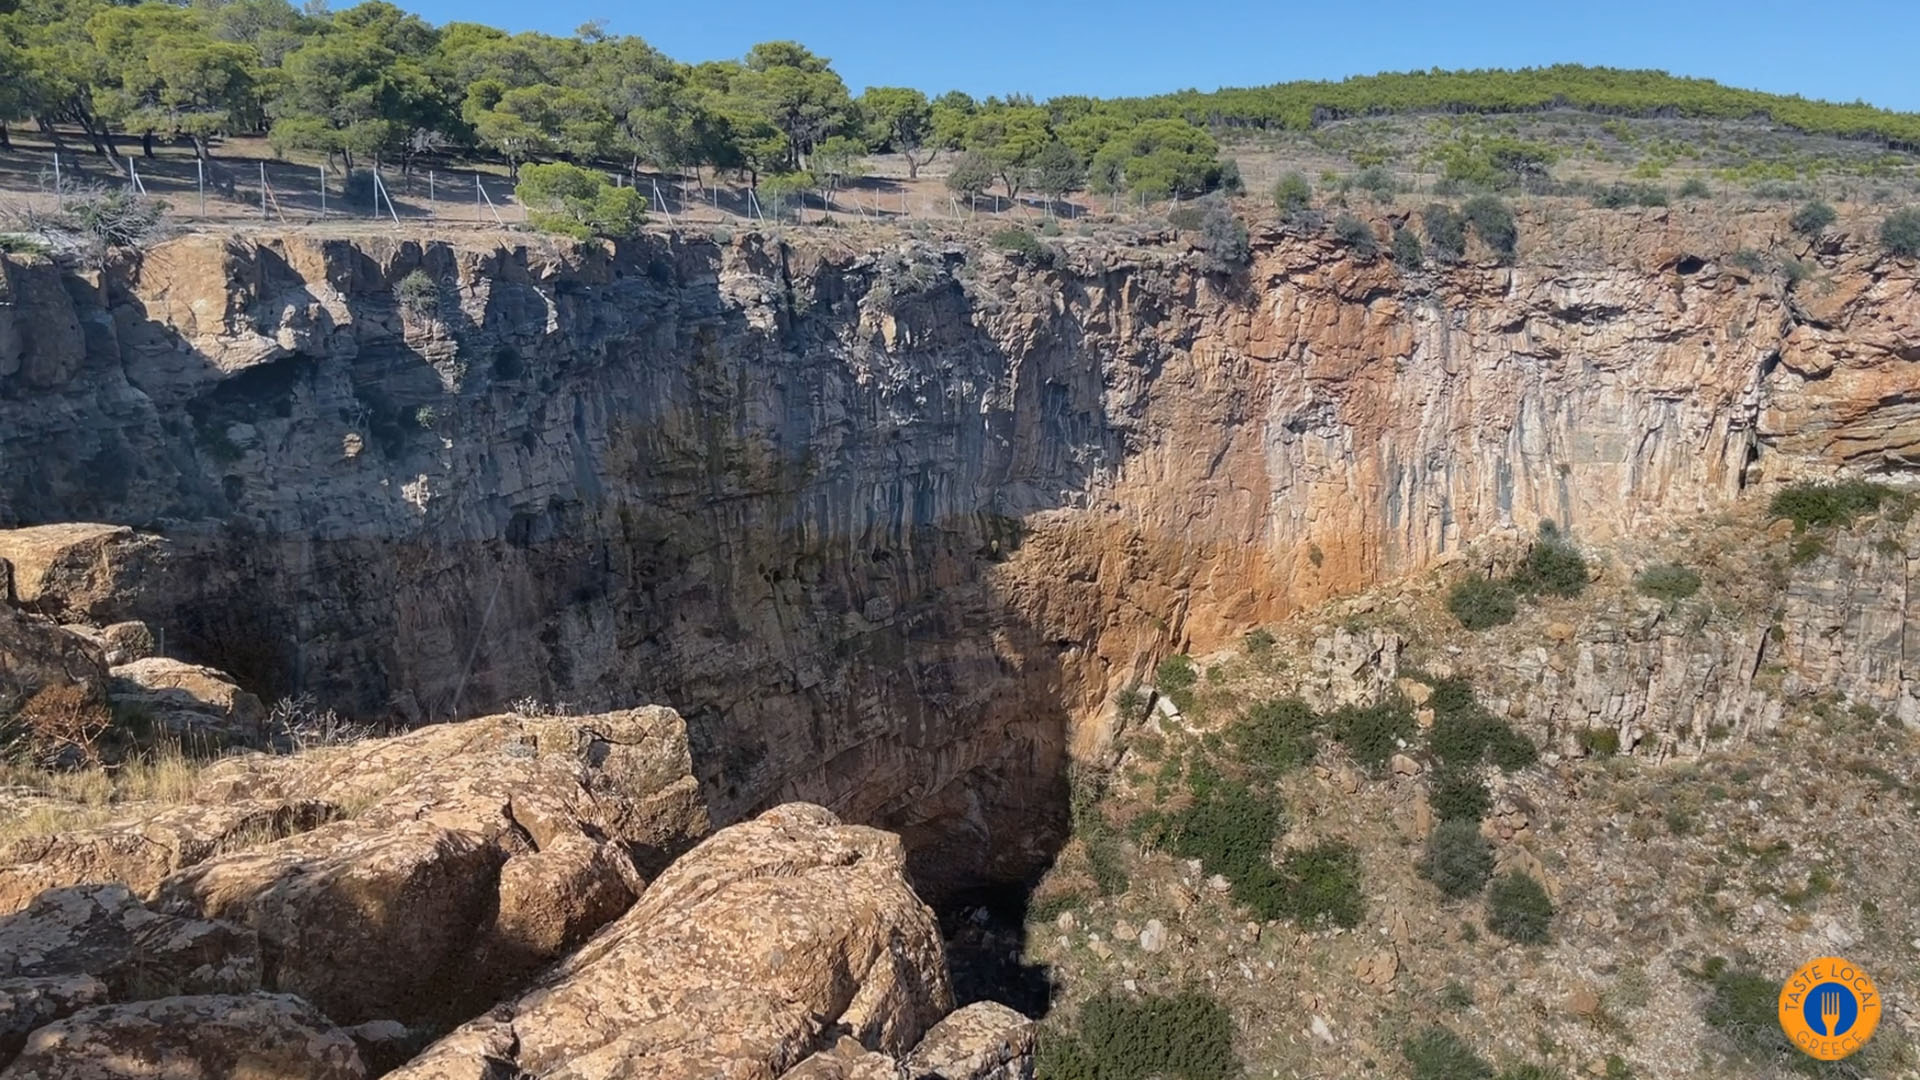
[0,703,1032,1078]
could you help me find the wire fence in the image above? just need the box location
[0,145,1162,233]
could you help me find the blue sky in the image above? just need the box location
[394,0,1920,111]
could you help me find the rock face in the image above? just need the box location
[389,803,953,1080]
[0,217,1913,890]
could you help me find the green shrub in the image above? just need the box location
[1068,770,1130,896]
[1273,171,1312,215]
[1042,991,1240,1080]
[1027,890,1088,925]
[1578,728,1620,756]
[1768,479,1893,530]
[1424,203,1467,262]
[1728,248,1768,273]
[1592,182,1668,208]
[1677,176,1712,199]
[1242,627,1275,655]
[1392,226,1424,268]
[1167,778,1281,889]
[1199,204,1251,273]
[1167,204,1206,231]
[1419,819,1495,898]
[1270,839,1365,928]
[0,234,51,256]
[1332,213,1377,257]
[1425,678,1534,771]
[1486,871,1553,944]
[1880,207,1920,258]
[1352,165,1399,201]
[1447,574,1517,630]
[1788,199,1836,236]
[1155,654,1198,710]
[1509,524,1588,598]
[515,163,647,239]
[992,227,1053,265]
[394,269,438,318]
[1429,766,1492,823]
[1325,698,1414,768]
[1462,194,1517,262]
[1701,964,1796,1064]
[1633,563,1701,601]
[1233,696,1319,772]
[1403,1027,1494,1080]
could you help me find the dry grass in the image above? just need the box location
[0,739,207,847]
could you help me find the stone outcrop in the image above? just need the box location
[106,656,267,744]
[0,215,1913,892]
[0,604,107,718]
[901,1001,1037,1080]
[0,707,707,1048]
[151,705,708,1027]
[0,525,165,623]
[0,800,336,915]
[389,803,953,1080]
[0,993,365,1080]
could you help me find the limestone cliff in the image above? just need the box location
[1,209,1914,890]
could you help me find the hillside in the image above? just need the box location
[1007,493,1920,1080]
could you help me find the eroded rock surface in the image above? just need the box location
[150,706,708,1027]
[0,992,364,1080]
[106,656,267,744]
[390,803,953,1080]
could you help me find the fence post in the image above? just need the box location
[197,157,205,215]
[318,164,326,216]
[52,152,61,208]
[259,161,267,219]
[427,169,434,216]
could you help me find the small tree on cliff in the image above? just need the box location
[515,164,646,240]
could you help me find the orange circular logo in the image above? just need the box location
[1779,957,1881,1061]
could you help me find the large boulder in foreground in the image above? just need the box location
[388,803,956,1080]
[151,706,708,1027]
[0,884,262,1069]
[0,993,364,1080]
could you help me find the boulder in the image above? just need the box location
[0,800,338,916]
[388,803,954,1080]
[901,1002,1037,1080]
[0,526,164,623]
[0,976,108,1063]
[0,993,364,1080]
[58,623,155,667]
[781,1039,908,1080]
[0,604,108,727]
[153,706,708,1027]
[107,657,266,746]
[0,884,258,1001]
[155,820,501,1026]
